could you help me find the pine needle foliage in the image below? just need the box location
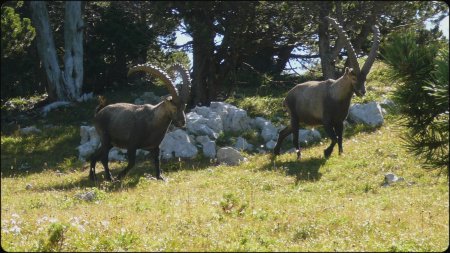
[382,30,449,173]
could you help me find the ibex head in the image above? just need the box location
[326,16,381,97]
[127,64,191,127]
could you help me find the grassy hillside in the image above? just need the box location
[1,62,448,251]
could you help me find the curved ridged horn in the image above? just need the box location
[168,64,191,104]
[360,24,381,76]
[128,64,179,101]
[326,16,361,74]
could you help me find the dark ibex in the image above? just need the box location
[89,64,191,181]
[273,16,380,159]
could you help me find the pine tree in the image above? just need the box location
[382,30,449,173]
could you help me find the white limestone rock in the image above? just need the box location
[265,140,277,150]
[234,137,254,151]
[209,102,251,132]
[202,141,217,158]
[159,129,198,159]
[186,112,219,139]
[217,147,247,166]
[298,129,322,144]
[348,102,384,127]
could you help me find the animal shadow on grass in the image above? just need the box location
[267,155,326,184]
[35,155,214,192]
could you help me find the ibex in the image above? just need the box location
[89,64,191,181]
[273,16,380,159]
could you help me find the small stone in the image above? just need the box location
[76,191,96,201]
[25,184,33,190]
[217,147,246,166]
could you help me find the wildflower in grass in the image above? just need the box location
[100,220,110,229]
[36,215,59,232]
[2,213,22,235]
[69,216,89,232]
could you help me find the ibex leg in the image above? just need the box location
[117,148,136,180]
[291,117,301,159]
[335,122,344,155]
[273,125,293,156]
[89,141,112,181]
[323,123,337,158]
[151,147,165,181]
[99,144,113,181]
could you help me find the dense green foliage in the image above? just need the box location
[83,2,182,94]
[1,1,447,102]
[1,2,38,99]
[382,30,449,172]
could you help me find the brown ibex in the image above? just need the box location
[89,64,191,181]
[273,16,380,159]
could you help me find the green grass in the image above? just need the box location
[1,121,448,251]
[1,61,448,251]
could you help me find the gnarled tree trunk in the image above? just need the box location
[30,1,83,101]
[63,1,84,100]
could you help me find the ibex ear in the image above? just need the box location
[164,95,173,101]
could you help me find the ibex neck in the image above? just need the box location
[329,76,354,102]
[152,102,173,126]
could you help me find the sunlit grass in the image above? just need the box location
[1,121,448,251]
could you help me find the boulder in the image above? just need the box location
[196,135,211,144]
[77,126,100,161]
[75,191,96,201]
[159,129,198,159]
[348,102,384,127]
[265,140,277,150]
[298,129,322,144]
[234,137,254,151]
[186,112,219,139]
[80,126,99,144]
[383,173,405,186]
[217,147,246,166]
[261,124,278,142]
[202,141,217,158]
[77,142,99,162]
[210,102,251,132]
[252,117,279,142]
[252,117,272,130]
[191,106,223,133]
[108,148,127,161]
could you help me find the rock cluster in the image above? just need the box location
[76,100,388,165]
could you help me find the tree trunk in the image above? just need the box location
[318,23,335,79]
[30,1,84,101]
[271,45,295,76]
[63,1,84,100]
[190,17,215,106]
[30,1,64,101]
[318,2,337,79]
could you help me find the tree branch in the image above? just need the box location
[289,54,321,59]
